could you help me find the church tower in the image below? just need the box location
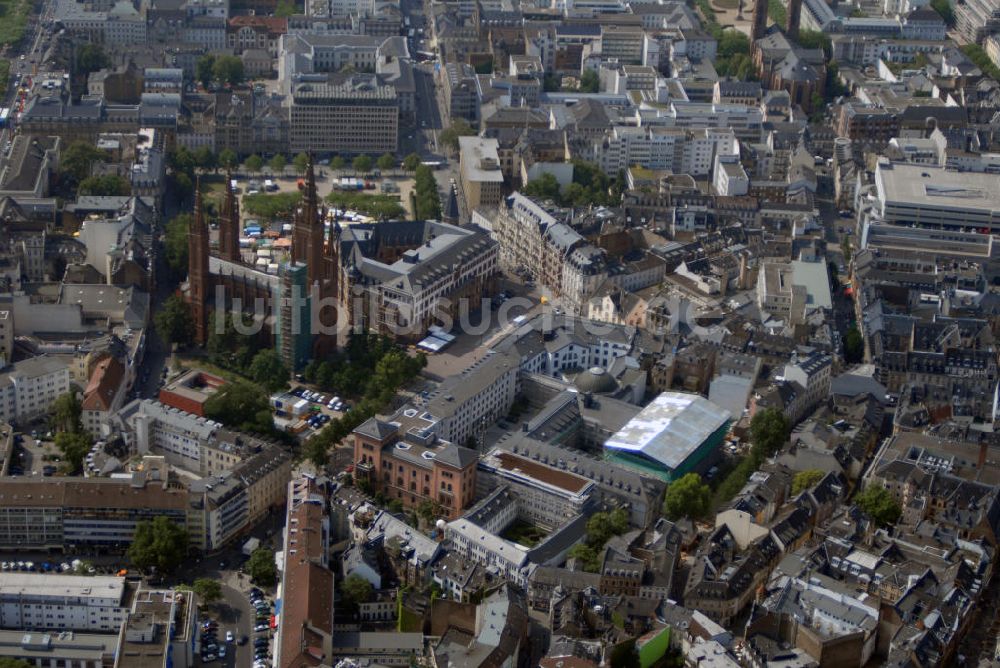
[188,180,210,345]
[751,0,769,44]
[218,171,240,263]
[292,154,326,290]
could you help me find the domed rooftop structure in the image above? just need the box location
[574,366,618,394]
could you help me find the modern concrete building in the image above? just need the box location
[0,573,132,633]
[459,137,505,211]
[0,356,71,424]
[603,391,732,482]
[289,75,398,155]
[873,159,1000,231]
[756,259,832,325]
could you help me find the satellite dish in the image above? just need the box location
[436,519,446,530]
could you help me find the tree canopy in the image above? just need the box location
[376,153,396,172]
[268,154,287,174]
[402,153,422,172]
[219,148,238,170]
[855,485,902,528]
[327,192,405,220]
[664,473,712,520]
[246,547,276,586]
[341,574,374,610]
[79,174,131,197]
[244,154,264,175]
[749,408,790,458]
[248,349,290,393]
[439,120,476,153]
[523,160,626,208]
[127,517,189,573]
[579,68,600,93]
[60,141,107,182]
[76,43,110,76]
[568,507,630,572]
[844,326,864,364]
[53,392,82,433]
[413,164,442,220]
[204,380,273,434]
[191,578,222,605]
[243,192,302,220]
[155,295,195,348]
[293,152,310,174]
[353,154,373,175]
[55,431,91,475]
[212,55,245,86]
[792,469,826,495]
[164,213,191,284]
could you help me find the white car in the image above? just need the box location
[219,647,226,658]
[226,631,234,643]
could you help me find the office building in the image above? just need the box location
[0,356,71,424]
[873,159,1000,231]
[0,573,131,633]
[459,137,505,211]
[289,75,398,155]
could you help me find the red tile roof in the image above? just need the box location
[81,356,125,412]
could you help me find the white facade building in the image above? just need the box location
[0,574,129,633]
[0,356,71,424]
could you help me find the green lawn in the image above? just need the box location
[500,520,547,547]
[712,0,740,8]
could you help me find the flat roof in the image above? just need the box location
[0,573,125,601]
[876,160,1000,214]
[790,260,832,310]
[494,451,591,495]
[604,392,731,470]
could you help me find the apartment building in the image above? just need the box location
[955,0,1000,43]
[835,103,900,145]
[276,475,334,668]
[593,126,739,178]
[81,356,126,437]
[0,573,131,633]
[756,260,832,326]
[639,101,764,141]
[459,137,505,211]
[600,25,645,64]
[289,76,398,155]
[353,411,479,520]
[422,351,519,447]
[0,356,71,424]
[443,63,481,124]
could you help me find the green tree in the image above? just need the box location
[844,326,864,364]
[293,152,310,174]
[194,146,217,172]
[212,55,245,86]
[717,30,750,58]
[244,154,264,175]
[268,154,287,174]
[0,658,35,668]
[60,140,106,181]
[341,574,374,610]
[274,0,296,16]
[798,30,831,55]
[609,640,640,668]
[169,147,198,177]
[439,119,476,153]
[155,295,195,348]
[792,470,826,495]
[55,431,91,474]
[377,152,396,173]
[749,408,790,458]
[246,546,276,585]
[413,164,441,219]
[326,192,405,220]
[192,578,222,605]
[127,516,189,573]
[248,349,289,392]
[206,311,258,372]
[523,173,561,201]
[243,192,302,220]
[353,154,373,175]
[579,68,599,93]
[52,392,82,433]
[195,54,216,88]
[930,0,954,26]
[768,0,786,24]
[568,542,601,572]
[164,213,191,281]
[331,155,346,171]
[402,152,422,172]
[172,172,193,206]
[219,148,238,170]
[855,485,902,527]
[664,473,712,520]
[79,174,131,196]
[204,380,272,433]
[76,43,110,76]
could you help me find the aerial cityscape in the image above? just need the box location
[0,0,997,665]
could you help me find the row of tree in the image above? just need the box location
[412,164,442,220]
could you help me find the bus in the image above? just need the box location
[0,108,9,128]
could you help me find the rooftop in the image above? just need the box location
[604,392,731,471]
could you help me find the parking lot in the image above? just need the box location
[8,431,61,477]
[197,585,275,667]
